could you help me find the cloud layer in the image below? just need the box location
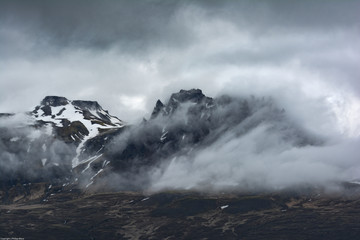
[0,0,359,131]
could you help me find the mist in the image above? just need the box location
[0,114,74,184]
[0,0,359,193]
[149,119,360,193]
[92,89,359,193]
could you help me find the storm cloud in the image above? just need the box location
[0,0,359,128]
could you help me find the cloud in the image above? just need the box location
[0,0,359,194]
[142,92,359,192]
[150,124,360,192]
[1,1,359,124]
[0,115,74,182]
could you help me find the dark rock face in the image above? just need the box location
[151,100,165,119]
[173,89,205,101]
[41,105,52,116]
[104,89,321,190]
[104,90,217,177]
[55,120,89,144]
[156,89,214,117]
[0,113,15,118]
[80,127,126,161]
[72,100,122,127]
[72,100,101,111]
[40,96,69,107]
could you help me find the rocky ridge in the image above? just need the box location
[1,89,323,198]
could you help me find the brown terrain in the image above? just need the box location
[1,183,360,239]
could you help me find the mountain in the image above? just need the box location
[0,89,323,199]
[32,96,125,168]
[89,89,322,190]
[3,89,360,240]
[0,96,125,198]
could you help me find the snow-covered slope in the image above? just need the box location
[32,96,125,168]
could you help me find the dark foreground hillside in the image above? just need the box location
[1,188,360,240]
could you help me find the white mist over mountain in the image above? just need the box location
[219,76,360,139]
[0,1,359,193]
[147,93,360,193]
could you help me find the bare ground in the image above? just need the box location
[1,187,360,240]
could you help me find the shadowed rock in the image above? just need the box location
[72,100,102,111]
[41,96,69,107]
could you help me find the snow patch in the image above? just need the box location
[160,131,168,142]
[350,181,360,185]
[41,158,47,166]
[81,154,103,173]
[90,169,104,181]
[85,181,93,188]
[33,100,125,168]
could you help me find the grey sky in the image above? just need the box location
[0,0,359,134]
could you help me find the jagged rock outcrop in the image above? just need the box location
[102,89,321,190]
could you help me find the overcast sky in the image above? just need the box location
[1,0,359,134]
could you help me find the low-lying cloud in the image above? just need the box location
[0,115,74,183]
[149,121,360,193]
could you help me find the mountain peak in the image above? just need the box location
[150,89,213,118]
[180,88,203,94]
[151,100,165,119]
[170,89,205,103]
[41,96,69,107]
[33,96,124,131]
